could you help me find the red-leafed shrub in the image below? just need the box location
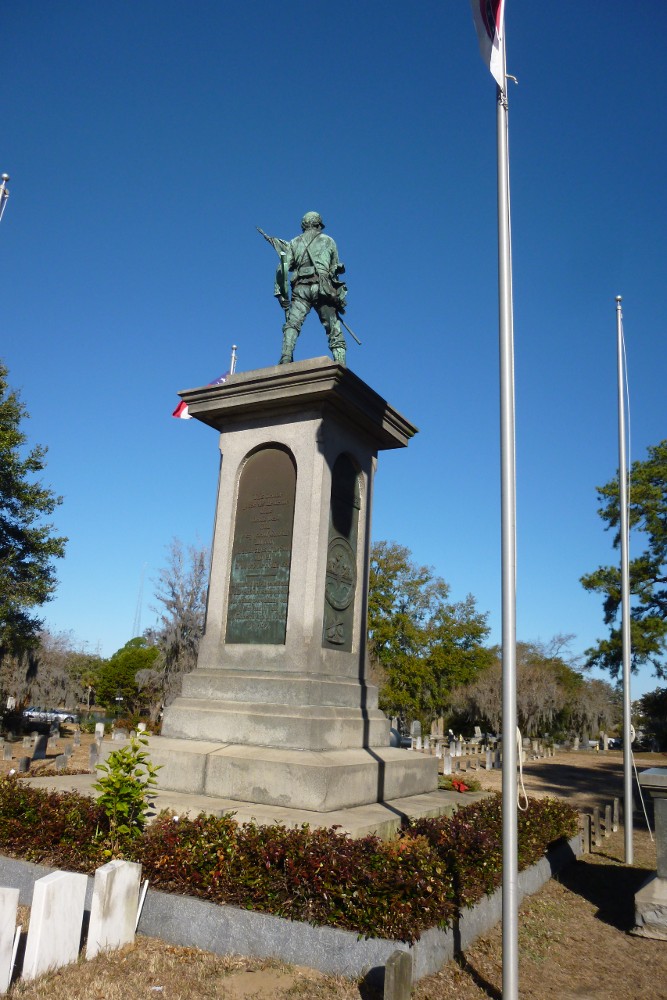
[409,793,578,908]
[0,777,577,942]
[0,775,103,869]
[137,816,455,942]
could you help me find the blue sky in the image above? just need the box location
[2,2,665,699]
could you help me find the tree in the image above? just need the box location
[0,628,104,710]
[450,639,619,738]
[0,362,67,657]
[95,638,159,714]
[368,541,491,731]
[581,440,667,680]
[636,687,667,750]
[139,539,209,716]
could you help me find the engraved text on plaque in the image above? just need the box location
[226,447,296,644]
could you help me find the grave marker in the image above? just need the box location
[22,871,87,981]
[86,860,142,959]
[383,949,412,1000]
[0,887,19,994]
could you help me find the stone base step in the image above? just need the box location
[149,736,439,812]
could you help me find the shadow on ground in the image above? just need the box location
[557,856,650,931]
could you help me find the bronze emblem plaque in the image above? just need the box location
[225,447,296,644]
[322,454,360,651]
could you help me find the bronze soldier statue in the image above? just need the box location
[260,212,348,366]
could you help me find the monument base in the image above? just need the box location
[149,736,439,813]
[149,783,485,839]
[156,360,440,826]
[633,873,667,940]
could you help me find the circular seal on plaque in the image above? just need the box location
[324,537,357,610]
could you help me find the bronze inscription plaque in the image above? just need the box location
[322,454,360,652]
[225,447,296,644]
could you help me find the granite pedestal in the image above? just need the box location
[150,358,438,816]
[634,768,667,939]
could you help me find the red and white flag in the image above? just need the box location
[470,0,506,87]
[171,371,229,420]
[172,400,192,420]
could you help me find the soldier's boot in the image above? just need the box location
[279,328,297,364]
[332,347,346,367]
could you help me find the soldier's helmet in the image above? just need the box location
[301,211,325,231]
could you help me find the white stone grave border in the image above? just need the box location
[0,832,581,984]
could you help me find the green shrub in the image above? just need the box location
[114,714,159,734]
[93,733,160,856]
[79,716,105,735]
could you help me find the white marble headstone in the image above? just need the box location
[22,871,87,981]
[86,860,142,959]
[0,887,19,993]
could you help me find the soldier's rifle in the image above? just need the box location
[257,226,362,346]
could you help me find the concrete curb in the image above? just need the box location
[0,833,581,983]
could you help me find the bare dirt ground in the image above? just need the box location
[473,746,667,814]
[4,740,667,998]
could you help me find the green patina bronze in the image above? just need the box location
[258,212,348,366]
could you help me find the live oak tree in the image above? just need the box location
[636,686,667,750]
[581,439,667,679]
[0,627,103,708]
[450,639,618,738]
[95,637,160,714]
[0,363,66,658]
[368,540,491,731]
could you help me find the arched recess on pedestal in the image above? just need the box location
[225,444,297,645]
[322,452,361,653]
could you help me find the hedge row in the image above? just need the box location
[0,777,577,942]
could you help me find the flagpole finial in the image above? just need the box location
[615,295,622,302]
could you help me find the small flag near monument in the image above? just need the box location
[470,0,506,87]
[171,371,229,420]
[172,400,192,419]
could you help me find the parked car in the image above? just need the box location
[22,707,78,726]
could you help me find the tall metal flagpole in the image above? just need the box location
[616,295,633,864]
[0,174,10,223]
[496,22,519,1000]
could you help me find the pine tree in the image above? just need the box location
[581,440,667,679]
[0,362,67,656]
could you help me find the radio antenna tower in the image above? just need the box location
[132,562,147,637]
